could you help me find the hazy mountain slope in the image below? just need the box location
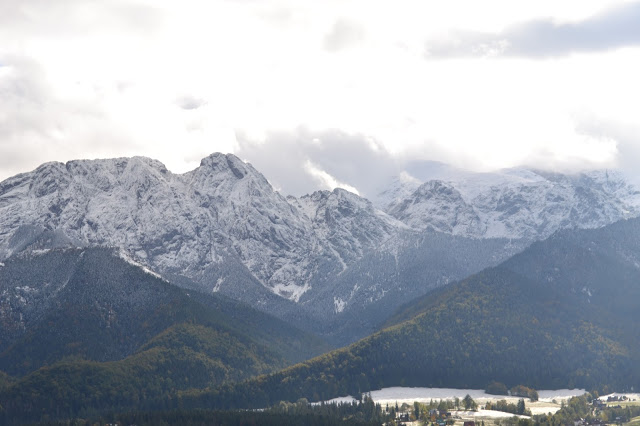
[386,217,640,330]
[300,230,526,345]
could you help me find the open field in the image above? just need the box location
[626,416,640,426]
[322,388,640,421]
[371,387,583,415]
[322,387,586,416]
[368,387,585,406]
[318,389,640,425]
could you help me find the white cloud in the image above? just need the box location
[425,1,640,58]
[0,0,638,193]
[323,19,365,52]
[304,160,360,195]
[236,128,397,197]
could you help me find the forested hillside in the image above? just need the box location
[0,248,330,423]
[167,219,640,411]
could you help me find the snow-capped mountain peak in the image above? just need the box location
[3,154,640,343]
[381,167,640,240]
[0,153,400,305]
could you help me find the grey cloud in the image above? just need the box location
[235,128,400,198]
[235,128,526,199]
[235,123,634,199]
[426,1,640,58]
[323,19,365,52]
[0,56,58,144]
[175,95,207,110]
[0,57,61,177]
[499,117,640,179]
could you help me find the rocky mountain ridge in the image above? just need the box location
[2,153,640,343]
[0,154,399,305]
[380,167,640,240]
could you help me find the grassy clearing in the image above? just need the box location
[528,400,563,415]
[613,401,640,408]
[626,416,640,426]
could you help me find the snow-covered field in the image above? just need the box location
[537,389,590,400]
[367,387,584,405]
[322,387,587,416]
[371,387,487,402]
[460,409,530,419]
[601,392,640,401]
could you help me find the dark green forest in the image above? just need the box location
[38,396,390,426]
[2,218,640,423]
[170,265,638,412]
[0,248,330,424]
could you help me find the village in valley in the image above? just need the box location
[368,388,640,426]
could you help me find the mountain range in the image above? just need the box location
[1,152,640,423]
[1,153,639,343]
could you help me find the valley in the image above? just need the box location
[4,0,640,422]
[0,154,639,424]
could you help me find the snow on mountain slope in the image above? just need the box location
[382,168,640,240]
[373,172,423,212]
[3,153,640,344]
[0,154,400,303]
[300,229,527,345]
[291,188,406,269]
[388,180,485,236]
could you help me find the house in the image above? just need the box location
[397,413,410,422]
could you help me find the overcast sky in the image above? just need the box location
[2,0,640,197]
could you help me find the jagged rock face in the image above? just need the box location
[0,154,400,302]
[389,180,484,236]
[1,157,214,278]
[382,168,640,240]
[292,189,403,269]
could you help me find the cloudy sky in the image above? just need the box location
[1,0,640,197]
